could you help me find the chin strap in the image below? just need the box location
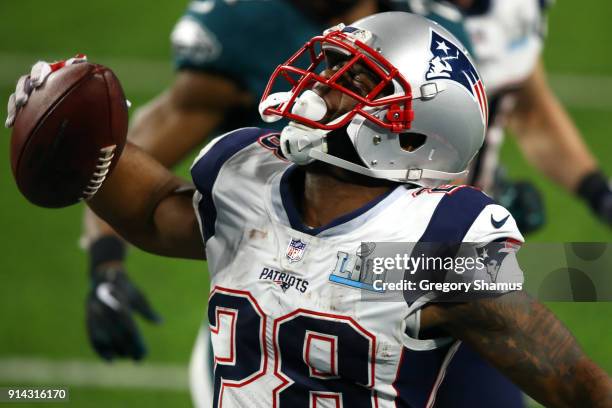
[307,148,468,183]
[273,80,457,183]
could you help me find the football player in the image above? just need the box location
[74,1,480,404]
[76,0,612,369]
[61,0,609,406]
[7,12,612,407]
[77,0,472,367]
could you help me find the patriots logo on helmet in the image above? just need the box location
[426,30,488,124]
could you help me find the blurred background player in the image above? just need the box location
[406,4,612,403]
[416,0,612,233]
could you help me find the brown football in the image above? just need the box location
[10,62,128,208]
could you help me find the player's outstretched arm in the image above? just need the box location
[5,57,205,361]
[424,291,612,408]
[80,69,248,360]
[508,59,612,225]
[87,142,205,260]
[509,58,597,191]
[81,70,251,245]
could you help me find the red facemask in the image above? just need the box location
[259,26,415,133]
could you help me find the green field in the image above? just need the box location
[0,1,610,407]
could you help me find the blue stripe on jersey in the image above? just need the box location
[405,186,493,297]
[419,186,494,242]
[402,187,523,406]
[190,127,267,241]
[434,344,525,407]
[392,343,456,407]
[395,187,497,404]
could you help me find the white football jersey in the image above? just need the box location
[464,0,547,94]
[460,0,549,191]
[190,127,524,408]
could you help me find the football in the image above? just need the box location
[10,62,128,208]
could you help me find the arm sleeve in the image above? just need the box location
[403,189,526,349]
[463,203,525,244]
[406,189,525,305]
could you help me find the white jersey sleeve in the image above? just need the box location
[401,186,526,350]
[408,186,525,298]
[463,202,526,290]
[463,203,524,244]
[190,126,288,274]
[412,185,523,244]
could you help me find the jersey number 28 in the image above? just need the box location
[208,287,377,407]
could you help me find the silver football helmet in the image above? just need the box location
[259,11,487,187]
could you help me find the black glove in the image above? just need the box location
[86,236,161,361]
[493,169,546,235]
[577,171,612,227]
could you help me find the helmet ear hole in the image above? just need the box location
[399,133,427,152]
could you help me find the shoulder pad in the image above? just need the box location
[419,186,495,242]
[191,127,276,194]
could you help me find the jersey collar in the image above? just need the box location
[275,164,406,237]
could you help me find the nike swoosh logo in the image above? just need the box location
[96,283,121,311]
[490,214,510,229]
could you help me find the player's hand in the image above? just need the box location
[86,262,162,361]
[493,170,545,235]
[577,171,612,228]
[5,54,87,128]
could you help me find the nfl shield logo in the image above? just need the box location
[286,238,307,263]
